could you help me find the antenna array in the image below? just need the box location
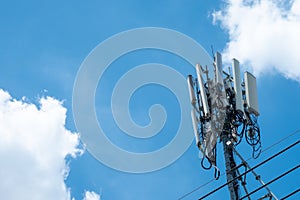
[187,52,263,199]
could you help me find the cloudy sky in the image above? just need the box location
[0,0,299,200]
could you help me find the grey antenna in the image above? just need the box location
[244,72,260,116]
[232,58,244,112]
[196,64,210,117]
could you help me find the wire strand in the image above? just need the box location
[198,139,300,200]
[177,129,300,200]
[280,188,300,200]
[240,164,300,200]
[259,128,300,157]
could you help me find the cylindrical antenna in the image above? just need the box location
[187,75,197,106]
[196,64,210,117]
[191,108,200,147]
[215,52,223,84]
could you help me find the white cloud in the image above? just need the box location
[213,0,300,81]
[83,191,101,200]
[0,89,83,200]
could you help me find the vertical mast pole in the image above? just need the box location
[221,131,240,200]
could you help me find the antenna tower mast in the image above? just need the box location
[187,52,275,199]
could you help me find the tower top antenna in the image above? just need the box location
[187,52,275,199]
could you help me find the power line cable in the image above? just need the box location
[242,128,300,164]
[233,147,278,199]
[280,188,300,200]
[240,164,300,200]
[258,128,300,158]
[177,129,300,200]
[198,139,300,200]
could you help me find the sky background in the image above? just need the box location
[0,0,300,200]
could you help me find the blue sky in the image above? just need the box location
[0,0,300,200]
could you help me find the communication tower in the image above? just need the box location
[187,52,277,199]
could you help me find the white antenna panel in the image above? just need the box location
[196,64,210,116]
[191,109,200,146]
[232,59,244,112]
[215,52,223,84]
[187,75,196,106]
[244,72,260,116]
